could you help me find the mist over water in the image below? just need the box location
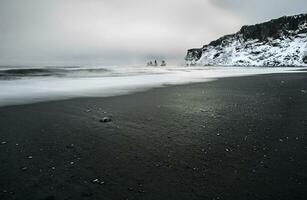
[0,66,304,107]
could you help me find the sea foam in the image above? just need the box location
[0,66,305,107]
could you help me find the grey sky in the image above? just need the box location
[0,0,306,66]
[210,0,307,23]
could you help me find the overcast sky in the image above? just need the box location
[0,0,306,66]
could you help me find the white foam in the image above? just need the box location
[0,66,305,107]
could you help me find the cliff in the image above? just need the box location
[186,14,307,66]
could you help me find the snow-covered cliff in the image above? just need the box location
[186,14,307,67]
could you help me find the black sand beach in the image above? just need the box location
[0,73,307,200]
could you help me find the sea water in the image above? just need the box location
[0,65,305,107]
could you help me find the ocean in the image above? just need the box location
[0,65,304,107]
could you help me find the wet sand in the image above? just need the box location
[0,72,307,200]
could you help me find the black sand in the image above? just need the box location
[0,73,307,200]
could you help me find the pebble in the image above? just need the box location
[92,179,99,183]
[301,90,306,93]
[21,167,28,171]
[27,156,33,159]
[138,189,146,193]
[99,117,112,123]
[92,179,105,185]
[66,144,74,149]
[1,141,7,145]
[155,163,161,167]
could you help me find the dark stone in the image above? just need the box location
[303,56,307,64]
[99,117,112,123]
[66,144,74,149]
[20,167,28,171]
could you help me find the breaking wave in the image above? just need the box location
[0,65,305,107]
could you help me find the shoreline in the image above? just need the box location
[1,72,307,200]
[0,66,306,108]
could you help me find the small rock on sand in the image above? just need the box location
[66,144,74,149]
[92,179,99,183]
[21,167,28,171]
[92,179,105,185]
[99,117,112,123]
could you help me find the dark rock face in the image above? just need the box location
[186,14,307,66]
[186,48,203,62]
[238,14,307,40]
[304,56,307,64]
